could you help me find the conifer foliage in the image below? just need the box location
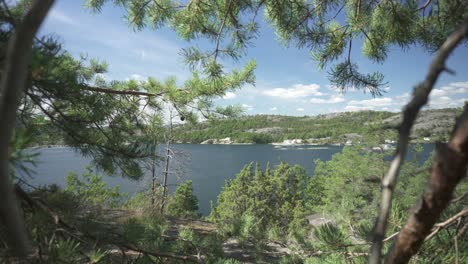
[87,0,468,95]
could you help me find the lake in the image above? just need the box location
[24,144,435,215]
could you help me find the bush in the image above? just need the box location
[65,166,127,208]
[167,180,199,218]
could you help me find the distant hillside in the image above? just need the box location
[382,108,460,139]
[172,108,462,144]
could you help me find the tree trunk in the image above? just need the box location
[150,141,157,207]
[160,111,173,214]
[0,0,55,256]
[385,108,468,263]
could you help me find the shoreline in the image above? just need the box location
[30,141,439,149]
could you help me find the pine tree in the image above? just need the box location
[167,180,199,218]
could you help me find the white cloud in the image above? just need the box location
[345,105,372,112]
[140,50,146,59]
[431,82,468,97]
[426,81,468,108]
[344,97,395,112]
[396,92,410,100]
[428,96,465,108]
[269,107,278,111]
[223,92,237,100]
[327,85,358,92]
[126,74,146,81]
[310,95,345,104]
[242,104,254,111]
[48,9,77,26]
[348,97,393,107]
[262,84,325,99]
[296,108,305,112]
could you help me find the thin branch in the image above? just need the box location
[451,192,468,203]
[424,208,468,241]
[0,0,54,256]
[213,0,233,61]
[369,19,468,264]
[382,231,399,243]
[81,85,166,97]
[456,222,468,239]
[381,208,468,245]
[417,0,432,11]
[33,78,170,97]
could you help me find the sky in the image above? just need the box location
[39,0,468,116]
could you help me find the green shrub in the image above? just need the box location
[167,180,199,218]
[65,166,127,208]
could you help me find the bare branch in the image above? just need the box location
[424,208,468,241]
[369,19,468,263]
[451,191,468,203]
[0,0,55,256]
[417,0,433,11]
[381,205,468,243]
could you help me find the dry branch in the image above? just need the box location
[424,208,468,241]
[451,192,468,203]
[385,132,468,263]
[0,0,54,255]
[369,19,468,264]
[379,208,468,245]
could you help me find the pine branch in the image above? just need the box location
[0,0,54,256]
[369,18,468,264]
[81,85,166,97]
[213,0,232,61]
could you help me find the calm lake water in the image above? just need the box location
[24,144,435,215]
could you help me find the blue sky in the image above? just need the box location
[40,0,468,116]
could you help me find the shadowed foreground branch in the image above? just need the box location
[0,0,54,256]
[370,18,468,263]
[385,108,468,263]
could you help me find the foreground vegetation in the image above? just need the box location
[4,146,466,263]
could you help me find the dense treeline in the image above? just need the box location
[172,111,393,144]
[29,108,461,146]
[171,109,460,144]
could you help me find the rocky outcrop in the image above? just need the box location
[271,139,305,145]
[200,137,233,144]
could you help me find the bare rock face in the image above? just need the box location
[222,238,290,264]
[272,139,305,145]
[382,108,459,138]
[306,213,333,227]
[200,137,233,144]
[246,127,283,134]
[200,139,214,144]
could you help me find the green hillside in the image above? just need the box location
[172,108,462,144]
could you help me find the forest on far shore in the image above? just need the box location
[168,108,461,144]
